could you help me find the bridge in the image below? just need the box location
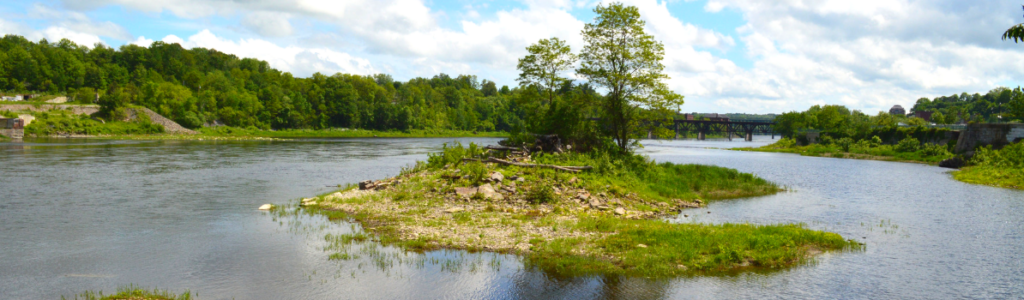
[658,119,776,141]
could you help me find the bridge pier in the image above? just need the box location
[745,131,753,142]
[698,131,705,141]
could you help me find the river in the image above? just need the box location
[1,137,1021,299]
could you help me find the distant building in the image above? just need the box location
[0,117,25,139]
[913,111,933,121]
[1,95,23,101]
[889,105,906,116]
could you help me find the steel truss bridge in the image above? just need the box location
[654,119,776,141]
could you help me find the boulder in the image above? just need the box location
[939,157,965,169]
[258,204,273,210]
[478,184,504,200]
[516,177,525,183]
[614,207,626,215]
[358,180,376,190]
[454,187,478,199]
[489,172,505,183]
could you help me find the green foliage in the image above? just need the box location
[871,135,883,146]
[427,142,485,169]
[953,142,1024,190]
[461,161,488,184]
[836,137,854,152]
[23,110,163,136]
[517,37,577,105]
[0,110,17,118]
[970,142,1024,169]
[527,185,557,204]
[0,34,536,133]
[895,138,921,153]
[1004,6,1024,43]
[576,2,684,152]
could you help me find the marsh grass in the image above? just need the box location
[62,285,193,300]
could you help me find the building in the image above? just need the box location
[913,111,933,121]
[0,117,25,139]
[889,105,906,116]
[1,95,23,101]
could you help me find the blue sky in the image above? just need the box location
[1,0,1023,114]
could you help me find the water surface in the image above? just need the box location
[1,136,1021,299]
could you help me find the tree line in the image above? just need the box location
[0,34,546,132]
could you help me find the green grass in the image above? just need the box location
[531,219,854,277]
[305,143,860,278]
[62,285,193,300]
[739,138,953,164]
[952,142,1024,190]
[23,110,164,136]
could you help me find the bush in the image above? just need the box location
[461,161,488,184]
[871,135,883,146]
[835,137,854,152]
[895,138,921,153]
[819,135,834,146]
[527,185,557,204]
[971,142,1024,169]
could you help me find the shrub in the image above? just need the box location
[971,142,1024,169]
[527,185,557,204]
[835,137,854,152]
[871,135,883,146]
[895,138,921,153]
[461,161,488,183]
[819,135,834,145]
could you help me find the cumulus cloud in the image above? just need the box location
[241,12,294,37]
[133,30,375,77]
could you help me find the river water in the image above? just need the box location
[0,137,1021,299]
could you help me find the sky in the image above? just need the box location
[1,0,1023,114]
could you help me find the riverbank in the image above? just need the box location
[951,142,1024,190]
[300,143,859,277]
[735,138,953,165]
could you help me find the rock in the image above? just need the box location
[589,198,604,208]
[683,214,689,218]
[454,187,478,198]
[597,205,610,210]
[358,180,375,190]
[258,204,273,210]
[516,177,525,183]
[445,207,465,213]
[637,243,647,248]
[300,198,317,206]
[614,207,626,215]
[552,186,562,195]
[939,157,965,169]
[677,264,688,271]
[568,177,578,184]
[478,184,504,200]
[489,172,504,182]
[577,192,590,201]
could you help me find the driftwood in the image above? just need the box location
[463,157,593,173]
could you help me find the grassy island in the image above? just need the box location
[738,137,953,165]
[301,143,859,277]
[62,285,193,300]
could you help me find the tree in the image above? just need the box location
[517,37,577,105]
[1004,6,1024,43]
[1009,87,1024,119]
[932,111,946,124]
[576,2,684,152]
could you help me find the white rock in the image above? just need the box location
[258,204,273,210]
[489,172,504,182]
[478,183,504,200]
[614,207,626,215]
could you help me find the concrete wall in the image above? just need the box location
[0,128,23,139]
[954,123,1024,153]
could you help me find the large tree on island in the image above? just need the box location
[516,37,577,105]
[1004,6,1024,42]
[577,2,684,152]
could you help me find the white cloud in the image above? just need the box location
[241,12,294,37]
[145,30,376,77]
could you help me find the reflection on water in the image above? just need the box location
[1,136,1022,299]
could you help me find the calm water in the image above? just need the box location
[1,136,1021,299]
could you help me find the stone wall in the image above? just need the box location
[954,123,1024,153]
[0,104,196,134]
[0,128,23,139]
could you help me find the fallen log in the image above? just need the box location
[462,157,593,173]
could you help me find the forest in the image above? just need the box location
[910,87,1024,124]
[0,34,580,133]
